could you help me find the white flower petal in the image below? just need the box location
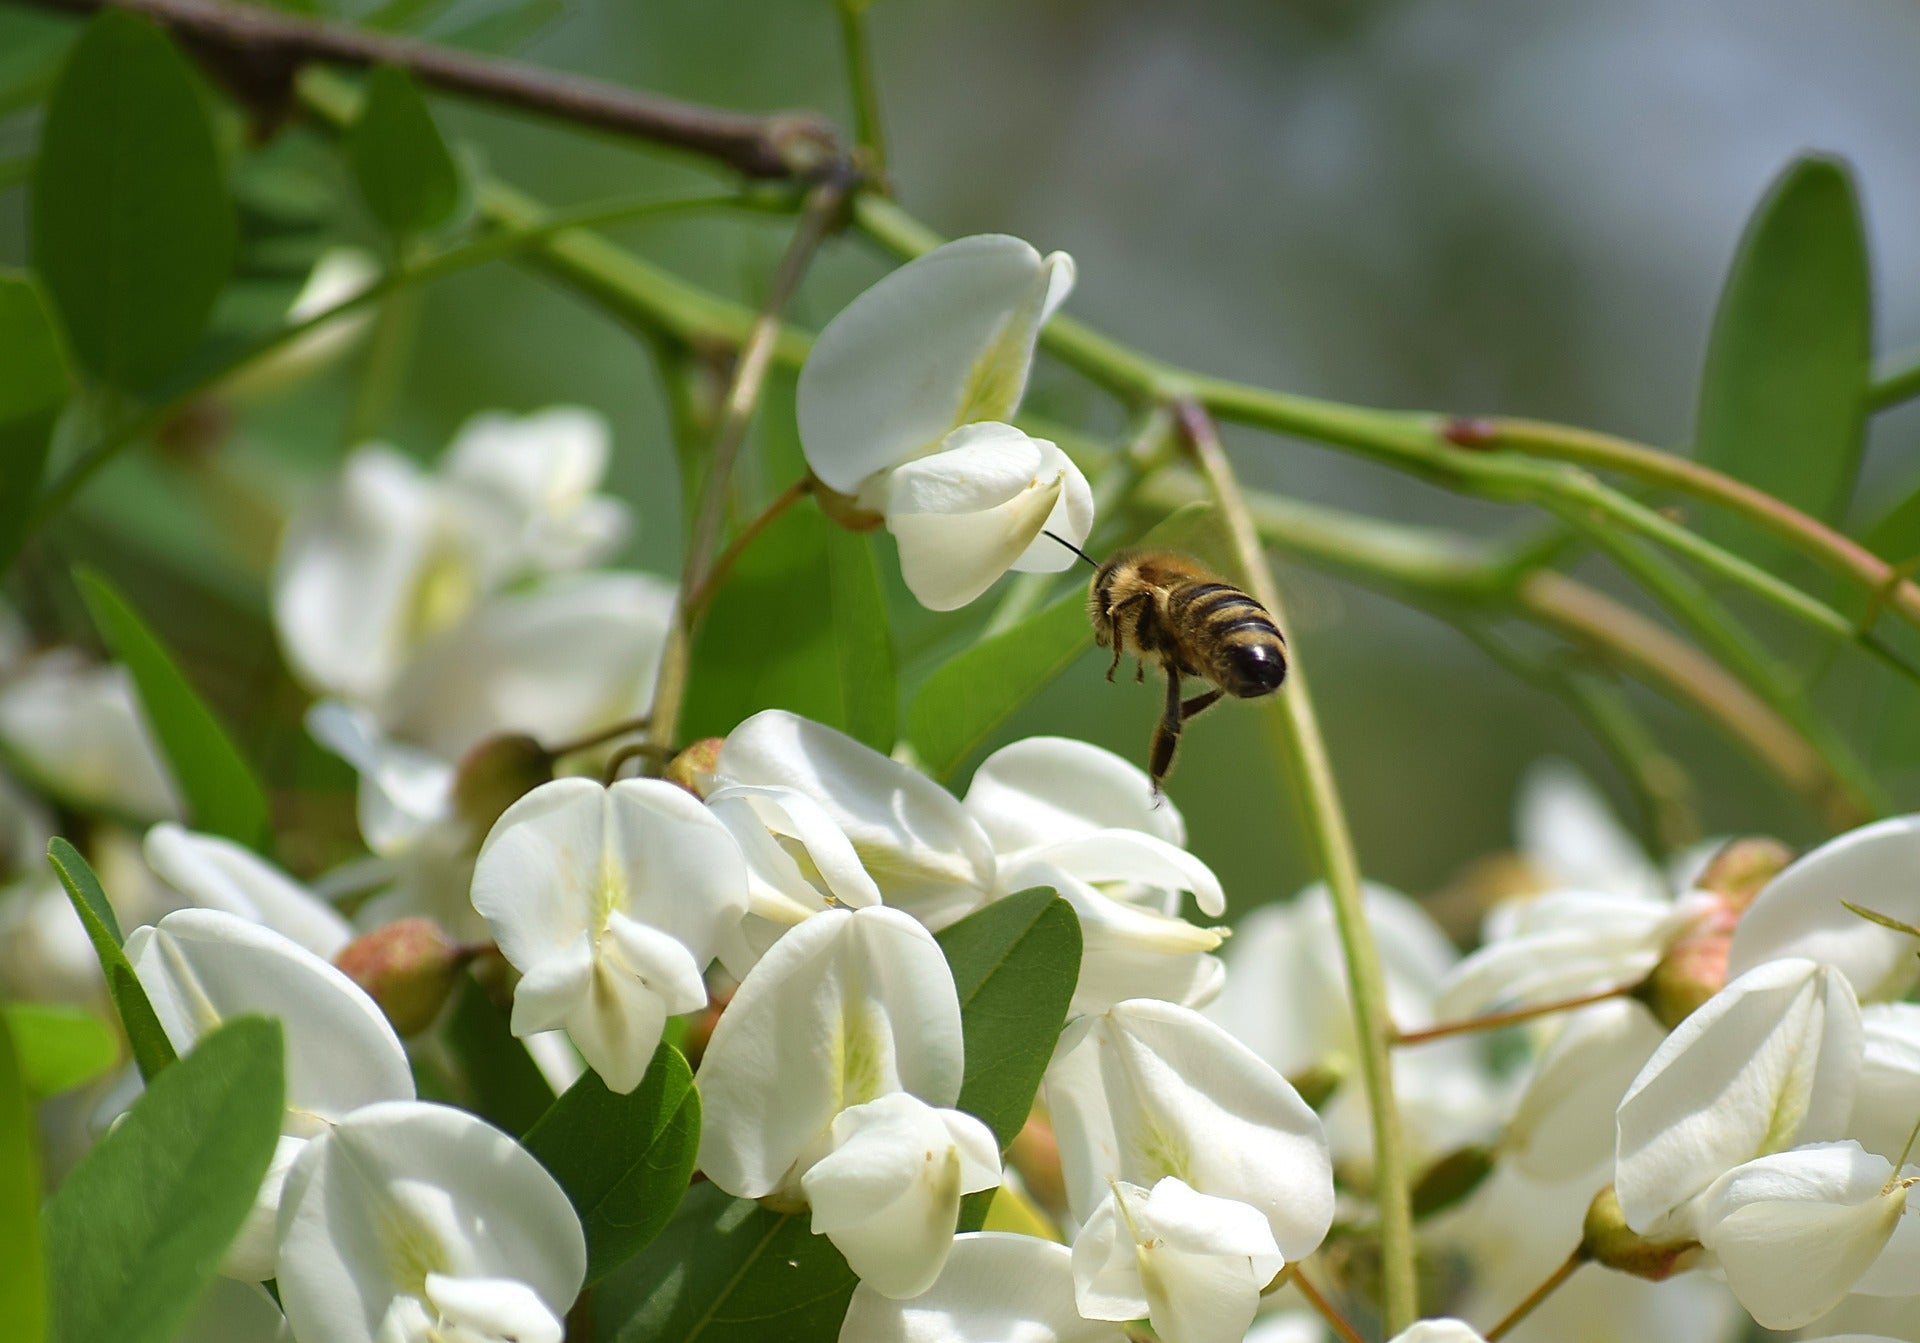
[705,782,883,964]
[0,655,179,820]
[886,424,1067,612]
[423,1272,564,1343]
[1698,1143,1909,1330]
[220,1135,308,1281]
[837,1232,1125,1343]
[276,1101,585,1343]
[716,711,995,929]
[1011,443,1095,574]
[964,735,1184,852]
[442,407,628,575]
[696,907,964,1200]
[1516,759,1666,902]
[1728,814,1920,1001]
[1615,958,1863,1238]
[797,235,1073,494]
[1852,1003,1920,1163]
[1437,891,1690,1019]
[144,823,353,959]
[1505,999,1665,1182]
[305,701,455,858]
[1388,1323,1490,1343]
[1046,998,1334,1260]
[1015,830,1225,918]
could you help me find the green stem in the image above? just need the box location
[1175,402,1415,1333]
[342,285,420,447]
[1870,345,1920,412]
[835,0,887,176]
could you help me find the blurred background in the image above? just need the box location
[6,0,1920,907]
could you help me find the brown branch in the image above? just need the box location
[15,0,840,178]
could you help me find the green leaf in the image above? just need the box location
[686,503,897,749]
[442,976,555,1137]
[905,590,1088,784]
[75,568,271,850]
[0,1014,47,1343]
[0,9,75,117]
[934,887,1080,1231]
[1694,156,1872,564]
[30,9,235,390]
[2,1004,118,1100]
[599,1183,857,1343]
[524,1042,700,1284]
[348,65,463,240]
[0,271,72,570]
[42,1017,282,1343]
[46,839,175,1082]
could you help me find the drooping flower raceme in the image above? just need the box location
[127,908,416,1278]
[697,906,999,1297]
[797,234,1091,610]
[470,777,748,1093]
[274,1100,586,1343]
[838,1232,1128,1343]
[1045,998,1334,1343]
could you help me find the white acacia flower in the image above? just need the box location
[797,235,1089,611]
[696,906,996,1294]
[1387,1325,1490,1343]
[1515,759,1670,902]
[963,736,1186,852]
[1073,1176,1284,1343]
[0,652,178,821]
[1727,814,1920,1003]
[1614,958,1862,1239]
[1045,999,1334,1265]
[127,908,415,1278]
[1503,997,1665,1182]
[143,822,353,959]
[273,410,629,703]
[1694,1141,1919,1330]
[275,1100,586,1343]
[470,777,747,1094]
[714,711,996,930]
[1852,1003,1920,1164]
[838,1232,1128,1343]
[704,782,882,976]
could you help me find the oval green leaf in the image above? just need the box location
[525,1042,701,1284]
[1693,156,1871,562]
[0,271,71,572]
[0,1014,47,1343]
[47,838,175,1082]
[442,976,555,1136]
[349,65,463,240]
[30,10,235,390]
[75,568,272,851]
[42,1016,283,1343]
[2,1004,118,1101]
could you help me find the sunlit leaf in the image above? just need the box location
[1694,156,1871,564]
[525,1042,700,1284]
[0,1014,46,1343]
[598,1183,856,1343]
[2,1004,118,1100]
[0,271,71,570]
[46,839,175,1083]
[31,10,234,390]
[934,887,1079,1230]
[348,65,462,240]
[686,502,896,749]
[75,569,272,851]
[41,1017,282,1343]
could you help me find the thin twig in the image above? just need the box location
[1290,1266,1367,1343]
[687,476,813,614]
[1176,400,1416,1334]
[834,0,887,177]
[1485,1248,1587,1341]
[18,0,839,178]
[644,178,851,760]
[1394,983,1636,1046]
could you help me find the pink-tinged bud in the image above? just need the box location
[811,475,885,532]
[1640,837,1796,1029]
[334,918,467,1035]
[1008,1114,1067,1220]
[1580,1185,1700,1280]
[664,738,726,799]
[679,982,732,1069]
[453,733,554,838]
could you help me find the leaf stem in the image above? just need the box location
[687,475,813,615]
[1870,345,1920,412]
[1176,401,1415,1333]
[1290,1265,1368,1343]
[644,179,850,761]
[834,0,887,177]
[1485,1248,1587,1342]
[1394,983,1635,1047]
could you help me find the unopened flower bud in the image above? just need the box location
[1579,1185,1700,1280]
[1412,1144,1496,1220]
[1007,1113,1066,1219]
[334,918,467,1034]
[664,737,725,799]
[1695,836,1794,912]
[453,732,554,838]
[1639,838,1794,1029]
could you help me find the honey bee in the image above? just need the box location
[1046,532,1289,791]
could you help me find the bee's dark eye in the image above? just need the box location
[1225,641,1287,695]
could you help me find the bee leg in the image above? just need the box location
[1181,688,1225,722]
[1149,668,1184,794]
[1135,658,1146,684]
[1105,641,1123,683]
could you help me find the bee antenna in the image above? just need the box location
[1043,530,1100,570]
